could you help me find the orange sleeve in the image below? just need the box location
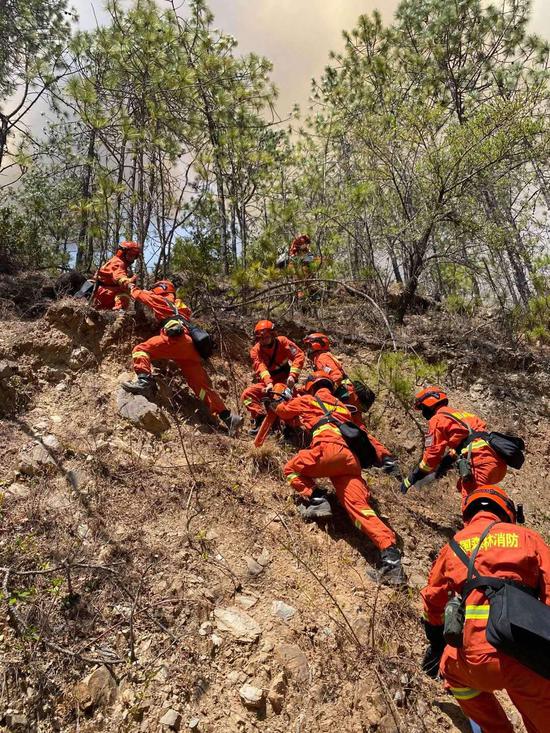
[314,352,345,383]
[250,344,272,385]
[280,337,304,376]
[420,545,453,625]
[275,395,308,423]
[419,414,450,472]
[130,287,157,308]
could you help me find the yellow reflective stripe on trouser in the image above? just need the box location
[465,605,490,620]
[419,460,433,472]
[312,424,341,438]
[449,687,482,700]
[286,473,299,483]
[461,439,489,454]
[199,388,206,401]
[360,509,377,517]
[132,350,149,359]
[242,398,253,406]
[260,370,270,380]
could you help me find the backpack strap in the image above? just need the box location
[448,521,499,602]
[266,339,280,371]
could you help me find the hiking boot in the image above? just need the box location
[297,489,333,520]
[221,411,243,437]
[248,414,265,436]
[367,545,407,586]
[122,374,156,396]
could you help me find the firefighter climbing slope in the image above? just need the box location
[421,485,550,733]
[401,386,510,497]
[270,376,405,585]
[121,280,242,436]
[241,320,305,435]
[92,241,142,311]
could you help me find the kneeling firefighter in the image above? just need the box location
[122,280,242,436]
[92,241,142,311]
[421,485,550,733]
[269,376,405,585]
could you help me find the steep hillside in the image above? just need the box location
[0,298,549,733]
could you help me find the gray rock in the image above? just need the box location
[256,549,270,566]
[72,665,117,710]
[267,672,287,714]
[160,708,181,729]
[271,600,296,622]
[239,684,265,709]
[42,434,62,453]
[214,607,261,643]
[235,593,259,610]
[188,718,200,730]
[69,346,94,369]
[116,388,170,435]
[243,555,264,577]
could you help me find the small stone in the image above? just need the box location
[42,434,62,453]
[3,482,31,500]
[72,665,117,710]
[116,388,170,436]
[160,708,182,729]
[275,644,309,686]
[17,442,56,475]
[243,556,263,577]
[256,549,270,566]
[271,600,296,622]
[199,622,212,636]
[239,684,264,710]
[188,718,200,730]
[235,593,259,610]
[214,607,261,643]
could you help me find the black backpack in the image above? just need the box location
[450,522,550,680]
[161,299,214,360]
[443,413,525,470]
[313,397,378,468]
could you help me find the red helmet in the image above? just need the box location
[270,383,292,403]
[304,375,334,395]
[254,320,275,338]
[117,241,142,258]
[152,280,176,296]
[414,386,448,411]
[462,485,517,524]
[304,332,330,352]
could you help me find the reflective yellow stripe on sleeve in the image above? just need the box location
[465,605,490,620]
[290,366,300,375]
[286,473,299,483]
[449,687,482,701]
[260,370,270,380]
[199,388,206,401]
[312,424,341,438]
[132,350,149,359]
[419,460,433,472]
[461,439,490,454]
[360,509,377,517]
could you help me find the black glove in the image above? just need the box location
[422,621,445,678]
[400,465,427,494]
[381,457,402,481]
[435,452,456,478]
[422,644,443,679]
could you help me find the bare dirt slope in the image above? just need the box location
[0,298,548,733]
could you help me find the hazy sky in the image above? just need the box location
[73,0,550,116]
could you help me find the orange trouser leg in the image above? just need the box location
[93,286,116,310]
[330,473,396,551]
[458,451,508,497]
[442,649,514,732]
[241,378,286,418]
[500,656,550,733]
[132,333,227,416]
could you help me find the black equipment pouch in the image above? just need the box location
[313,397,377,469]
[350,379,376,412]
[449,523,550,678]
[160,299,214,359]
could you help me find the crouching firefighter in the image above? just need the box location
[303,332,376,427]
[92,241,142,310]
[269,376,405,585]
[421,485,550,733]
[401,386,511,498]
[241,320,305,436]
[121,280,242,436]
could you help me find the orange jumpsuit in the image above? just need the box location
[422,510,550,733]
[418,406,507,496]
[93,255,134,310]
[275,388,396,551]
[241,336,305,418]
[130,288,227,416]
[310,350,363,425]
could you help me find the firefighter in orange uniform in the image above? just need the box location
[421,485,550,733]
[271,376,404,584]
[241,320,305,435]
[122,280,242,436]
[401,386,507,497]
[303,332,375,425]
[92,241,142,310]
